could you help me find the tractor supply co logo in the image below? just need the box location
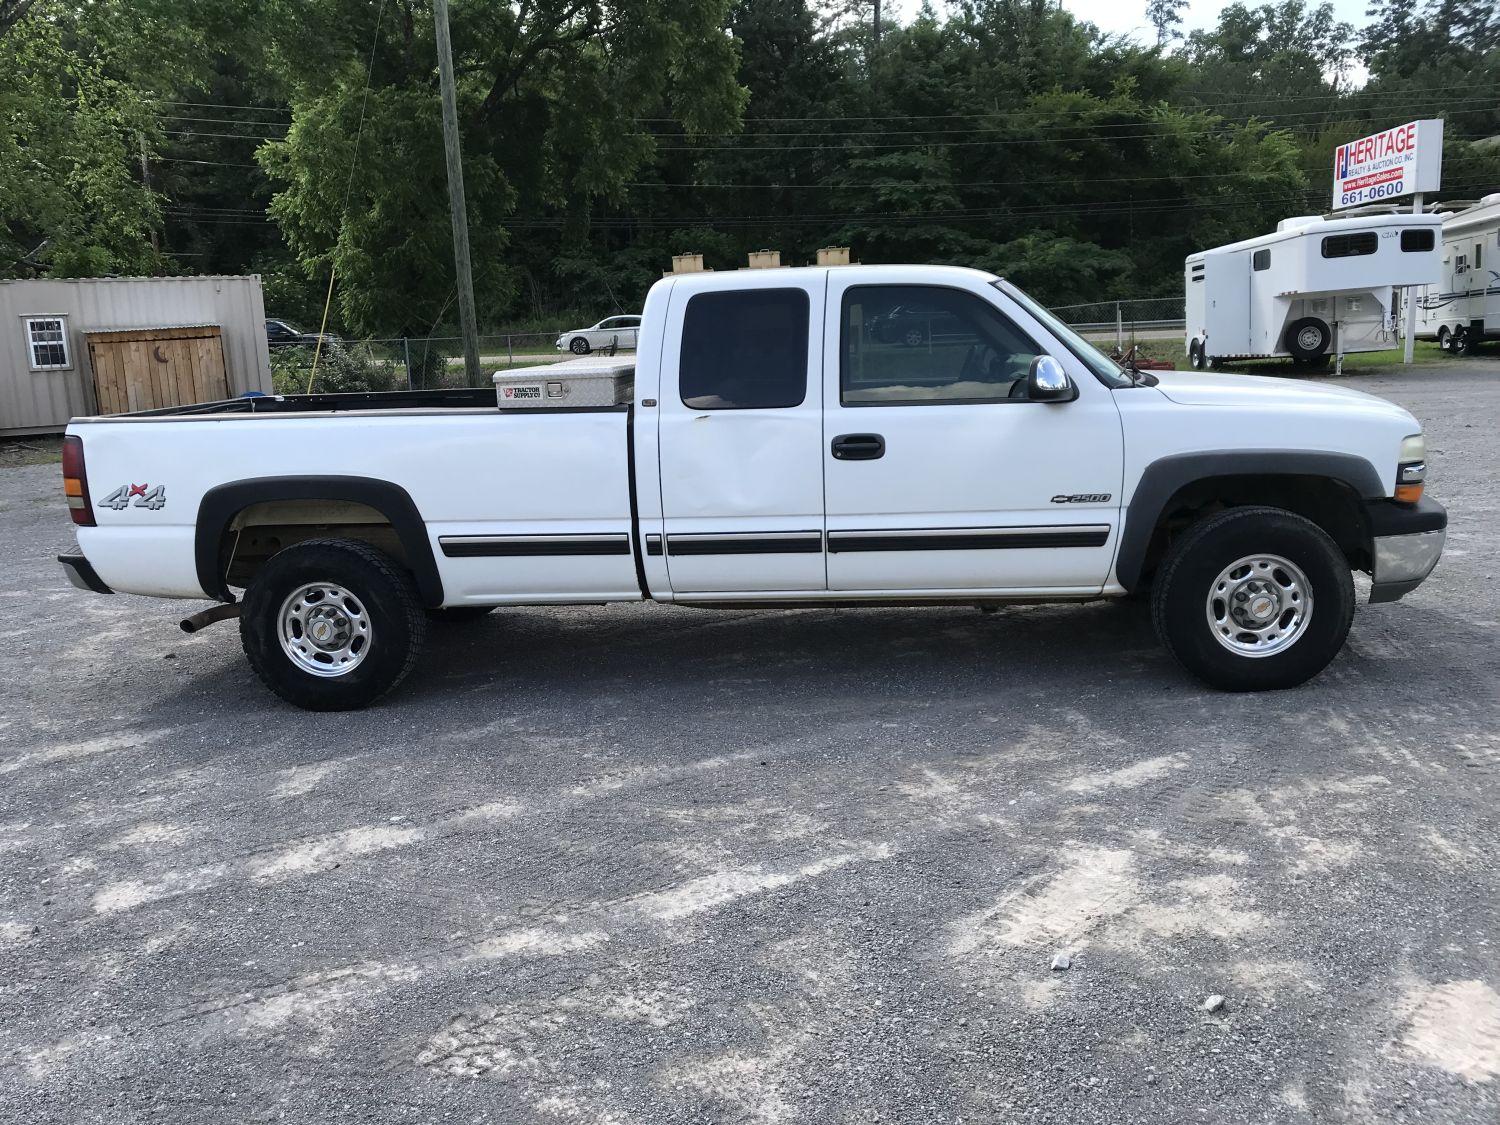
[502,385,542,400]
[1052,493,1111,504]
[1332,119,1442,210]
[99,483,166,511]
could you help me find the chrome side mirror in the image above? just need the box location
[1027,355,1075,402]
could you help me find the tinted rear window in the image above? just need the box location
[680,289,809,410]
[1322,232,1378,258]
[1401,229,1435,252]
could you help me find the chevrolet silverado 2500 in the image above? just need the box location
[57,265,1446,710]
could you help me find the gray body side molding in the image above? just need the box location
[1114,450,1386,592]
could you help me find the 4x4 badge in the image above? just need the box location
[99,483,166,511]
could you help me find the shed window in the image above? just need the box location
[24,317,69,370]
[1321,232,1378,259]
[1400,229,1435,252]
[1252,249,1271,271]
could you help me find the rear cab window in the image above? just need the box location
[680,288,810,409]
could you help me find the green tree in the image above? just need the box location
[1146,0,1189,46]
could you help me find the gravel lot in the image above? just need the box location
[2,359,1499,1124]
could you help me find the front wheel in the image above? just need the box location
[240,539,427,710]
[569,336,591,355]
[1151,507,1354,692]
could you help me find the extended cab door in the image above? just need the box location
[822,276,1124,594]
[653,273,826,595]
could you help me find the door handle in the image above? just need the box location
[831,433,885,460]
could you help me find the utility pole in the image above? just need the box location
[872,0,881,52]
[1403,191,1423,365]
[434,0,482,384]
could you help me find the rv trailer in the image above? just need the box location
[1410,193,1500,354]
[1184,211,1443,369]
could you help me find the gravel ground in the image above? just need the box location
[2,359,1498,1124]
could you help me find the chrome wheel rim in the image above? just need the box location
[278,582,372,677]
[1296,326,1323,352]
[1205,554,1312,659]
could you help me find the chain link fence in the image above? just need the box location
[1050,297,1186,349]
[269,332,566,394]
[269,299,1189,395]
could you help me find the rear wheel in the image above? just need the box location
[1151,507,1354,692]
[1450,326,1471,356]
[241,539,426,711]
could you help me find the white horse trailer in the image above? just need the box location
[1184,212,1443,369]
[1410,193,1500,354]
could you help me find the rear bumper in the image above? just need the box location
[1365,497,1446,604]
[58,553,112,595]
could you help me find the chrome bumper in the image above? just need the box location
[1367,497,1447,604]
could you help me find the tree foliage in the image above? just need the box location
[2,0,1499,323]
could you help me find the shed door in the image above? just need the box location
[86,327,229,414]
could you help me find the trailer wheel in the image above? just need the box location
[569,336,591,355]
[1450,327,1471,356]
[1437,326,1451,352]
[1285,317,1331,363]
[240,538,426,711]
[1151,507,1354,692]
[1189,339,1208,370]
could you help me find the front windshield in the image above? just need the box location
[991,279,1133,389]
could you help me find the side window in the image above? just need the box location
[1400,229,1435,252]
[25,316,70,370]
[1252,249,1271,271]
[1321,232,1378,258]
[680,288,809,410]
[841,285,1042,406]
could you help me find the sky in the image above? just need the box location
[886,0,1377,44]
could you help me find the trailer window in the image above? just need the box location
[1252,250,1271,271]
[1321,232,1378,259]
[840,285,1047,405]
[1400,229,1435,252]
[679,289,809,410]
[24,316,70,370]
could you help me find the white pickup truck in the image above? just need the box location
[58,265,1446,710]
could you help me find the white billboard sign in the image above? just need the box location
[1333,119,1443,210]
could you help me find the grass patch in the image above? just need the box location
[0,438,62,466]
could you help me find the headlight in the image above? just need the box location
[1396,433,1426,502]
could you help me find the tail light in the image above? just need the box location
[62,435,95,527]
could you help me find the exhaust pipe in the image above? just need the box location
[180,602,241,634]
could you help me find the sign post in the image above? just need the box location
[1332,119,1443,365]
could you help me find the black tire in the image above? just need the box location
[1150,507,1354,692]
[1284,317,1331,363]
[1437,326,1451,352]
[1450,327,1470,356]
[902,325,927,347]
[240,538,426,711]
[569,336,591,355]
[1188,339,1205,369]
[426,605,496,623]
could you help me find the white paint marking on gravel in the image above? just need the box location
[1399,979,1500,1082]
[1061,753,1189,795]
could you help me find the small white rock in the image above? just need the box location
[1050,952,1072,971]
[1202,994,1226,1013]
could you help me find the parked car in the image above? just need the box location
[60,264,1444,710]
[868,302,966,346]
[265,319,341,349]
[555,315,641,355]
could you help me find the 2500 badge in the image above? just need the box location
[1051,492,1111,504]
[99,483,166,511]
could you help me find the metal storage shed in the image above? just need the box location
[0,275,273,436]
